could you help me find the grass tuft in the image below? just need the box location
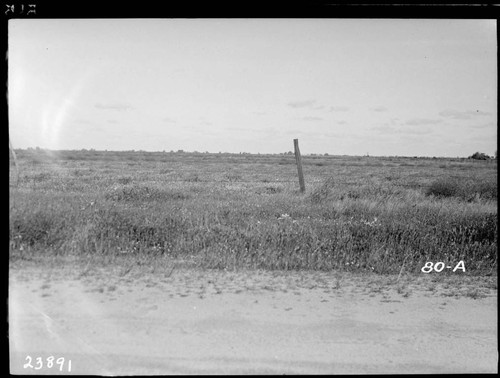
[426,177,497,201]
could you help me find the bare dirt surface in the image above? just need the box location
[9,260,498,375]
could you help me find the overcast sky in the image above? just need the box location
[8,19,497,156]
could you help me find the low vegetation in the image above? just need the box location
[9,149,497,275]
[468,151,492,160]
[426,177,497,201]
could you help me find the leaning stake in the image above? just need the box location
[294,138,305,193]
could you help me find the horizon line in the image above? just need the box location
[9,147,497,160]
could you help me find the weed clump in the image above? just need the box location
[426,177,497,201]
[10,206,73,251]
[104,185,190,202]
[426,178,459,198]
[309,177,335,203]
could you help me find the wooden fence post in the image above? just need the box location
[9,137,19,186]
[293,138,305,193]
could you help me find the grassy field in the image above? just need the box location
[9,149,497,275]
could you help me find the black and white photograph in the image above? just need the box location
[8,9,497,375]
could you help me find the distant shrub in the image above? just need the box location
[469,152,490,160]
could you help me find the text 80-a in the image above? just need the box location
[421,261,465,273]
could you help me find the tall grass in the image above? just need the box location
[426,177,497,201]
[9,150,498,275]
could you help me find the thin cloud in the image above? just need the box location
[330,106,350,112]
[288,100,316,108]
[337,120,348,125]
[439,109,493,120]
[301,116,323,121]
[95,102,133,111]
[469,134,497,142]
[224,126,249,132]
[469,122,495,129]
[439,110,469,119]
[322,131,345,138]
[403,128,434,135]
[405,118,442,126]
[372,125,395,134]
[75,119,92,124]
[373,106,388,112]
[287,128,308,135]
[162,117,177,123]
[372,125,434,135]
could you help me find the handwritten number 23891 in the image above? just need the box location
[24,356,72,372]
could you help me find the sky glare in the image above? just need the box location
[8,18,497,156]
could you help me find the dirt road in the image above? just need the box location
[9,262,497,374]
